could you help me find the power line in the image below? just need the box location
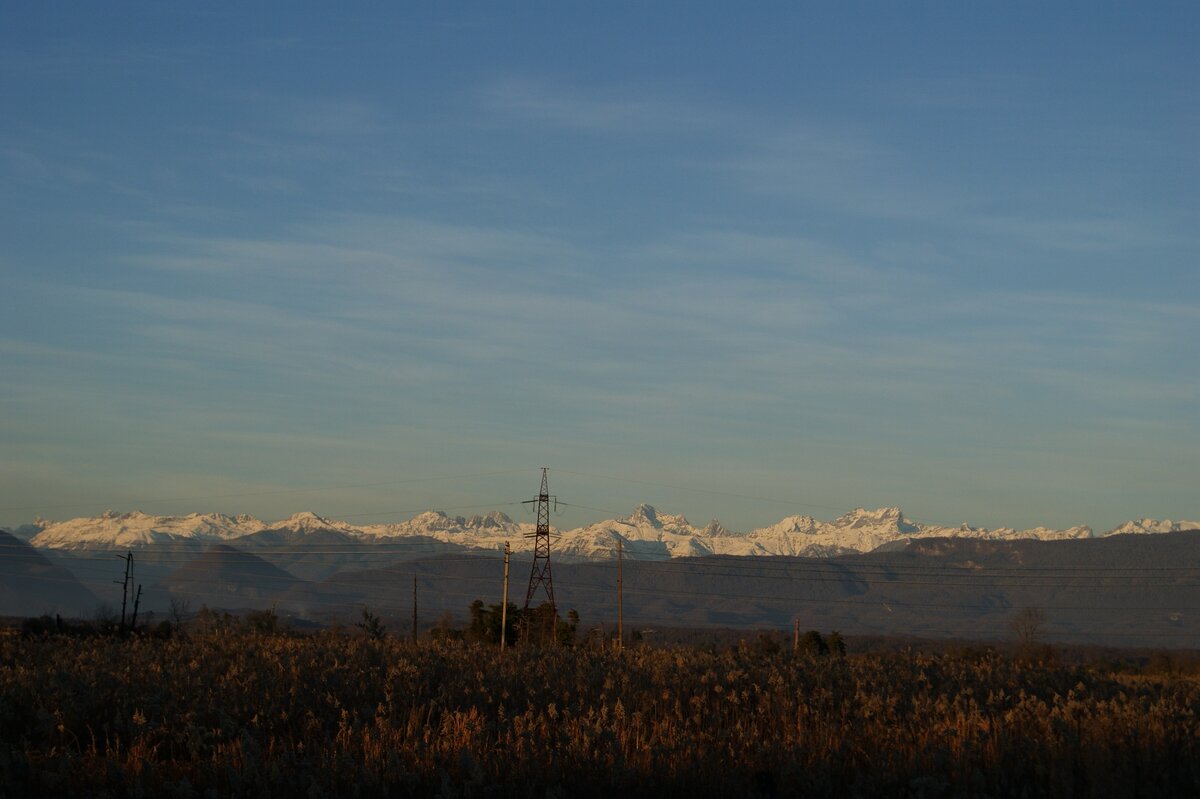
[553,468,1182,533]
[12,562,1200,614]
[11,462,1176,537]
[12,568,1199,644]
[10,540,1200,577]
[0,468,532,514]
[555,469,855,515]
[4,467,1198,646]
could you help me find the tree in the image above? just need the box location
[1010,607,1052,662]
[168,597,191,627]
[20,615,55,638]
[466,600,521,646]
[93,602,118,635]
[755,632,782,655]
[511,602,579,648]
[430,611,463,641]
[1010,607,1045,648]
[827,630,847,656]
[467,600,488,642]
[357,607,386,640]
[556,609,580,647]
[799,630,829,656]
[195,604,216,634]
[243,607,282,634]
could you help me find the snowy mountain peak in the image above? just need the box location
[833,506,919,533]
[278,511,334,527]
[101,509,142,521]
[464,511,516,529]
[30,509,268,549]
[762,514,822,535]
[627,503,661,528]
[624,503,694,534]
[702,519,732,537]
[1106,518,1199,536]
[271,511,371,536]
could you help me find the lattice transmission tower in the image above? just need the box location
[522,467,557,616]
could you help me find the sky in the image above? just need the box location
[1,3,1196,534]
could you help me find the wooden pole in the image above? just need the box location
[130,585,143,632]
[617,539,624,652]
[793,618,800,653]
[501,542,511,652]
[412,575,418,644]
[116,552,133,635]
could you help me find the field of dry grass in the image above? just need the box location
[2,627,1198,797]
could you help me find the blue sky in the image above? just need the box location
[2,3,1196,533]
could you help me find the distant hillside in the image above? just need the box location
[159,544,308,609]
[231,527,472,581]
[2,524,45,542]
[293,530,1200,648]
[0,531,98,617]
[10,524,1200,648]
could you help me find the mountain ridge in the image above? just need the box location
[20,506,1199,561]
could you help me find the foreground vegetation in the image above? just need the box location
[2,627,1199,797]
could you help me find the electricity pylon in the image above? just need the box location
[522,467,557,617]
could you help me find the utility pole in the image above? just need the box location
[500,541,511,652]
[115,552,133,635]
[617,538,624,652]
[130,585,143,632]
[412,575,418,644]
[793,618,800,653]
[522,468,558,643]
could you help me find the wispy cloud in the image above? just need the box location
[2,146,97,187]
[73,209,1198,399]
[479,76,742,137]
[481,77,668,132]
[272,96,389,137]
[628,229,883,285]
[973,214,1181,253]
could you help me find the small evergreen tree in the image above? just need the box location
[430,611,464,641]
[755,632,782,655]
[357,607,386,640]
[556,609,580,647]
[799,630,829,656]
[466,600,521,646]
[521,602,565,647]
[243,607,282,634]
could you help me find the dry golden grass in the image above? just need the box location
[1,630,1198,797]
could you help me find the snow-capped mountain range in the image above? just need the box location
[20,506,1200,561]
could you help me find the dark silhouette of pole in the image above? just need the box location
[501,541,511,652]
[115,552,133,635]
[130,585,143,632]
[412,575,418,644]
[617,538,624,652]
